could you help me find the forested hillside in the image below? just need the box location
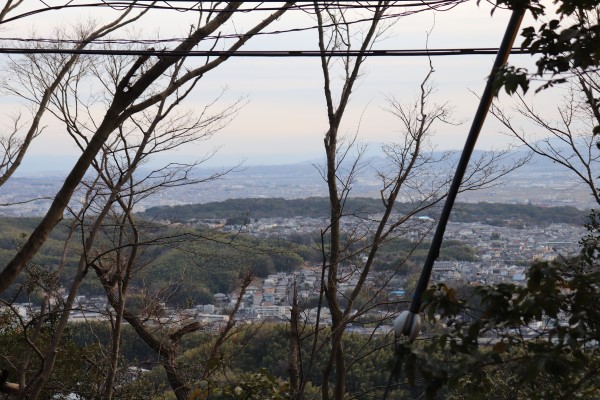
[142,198,588,226]
[0,217,316,306]
[0,214,478,307]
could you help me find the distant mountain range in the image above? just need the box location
[2,146,596,217]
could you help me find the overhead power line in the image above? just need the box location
[0,47,534,57]
[0,0,470,20]
[1,2,468,38]
[0,0,505,52]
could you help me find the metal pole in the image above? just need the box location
[408,7,525,314]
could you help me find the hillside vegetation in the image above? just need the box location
[0,217,315,306]
[142,198,588,227]
[0,212,478,306]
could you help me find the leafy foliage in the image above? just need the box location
[0,310,108,399]
[191,370,291,400]
[494,0,600,95]
[391,211,600,399]
[130,324,399,399]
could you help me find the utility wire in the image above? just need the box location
[4,0,467,15]
[1,3,467,40]
[0,47,534,57]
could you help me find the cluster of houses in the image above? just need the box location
[4,218,585,334]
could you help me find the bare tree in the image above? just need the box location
[0,1,294,295]
[0,3,538,398]
[307,3,528,399]
[0,1,24,23]
[490,69,600,205]
[0,3,152,187]
[0,4,294,397]
[0,7,282,395]
[79,73,240,400]
[312,4,392,398]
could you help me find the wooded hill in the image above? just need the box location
[0,217,316,306]
[0,214,477,306]
[2,197,583,307]
[142,198,589,227]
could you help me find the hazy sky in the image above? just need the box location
[0,1,562,170]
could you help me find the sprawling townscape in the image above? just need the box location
[3,153,590,340]
[3,156,588,331]
[9,214,585,335]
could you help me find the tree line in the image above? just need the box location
[142,198,588,227]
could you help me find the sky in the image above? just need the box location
[0,1,564,171]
